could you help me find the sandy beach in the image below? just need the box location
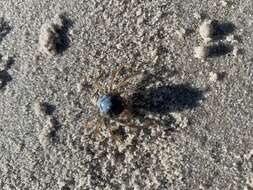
[0,0,252,189]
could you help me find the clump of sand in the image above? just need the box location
[38,14,67,56]
[38,116,58,147]
[194,45,210,59]
[34,100,55,116]
[194,18,237,60]
[199,19,216,43]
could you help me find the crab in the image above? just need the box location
[86,66,142,141]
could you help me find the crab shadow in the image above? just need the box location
[129,73,206,115]
[114,73,206,142]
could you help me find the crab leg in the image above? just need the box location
[113,72,142,93]
[85,111,100,128]
[108,127,123,143]
[95,77,105,94]
[108,65,124,92]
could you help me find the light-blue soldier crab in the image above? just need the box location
[87,66,142,141]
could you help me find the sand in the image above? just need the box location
[0,0,252,189]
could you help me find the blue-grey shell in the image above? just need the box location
[97,95,112,113]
